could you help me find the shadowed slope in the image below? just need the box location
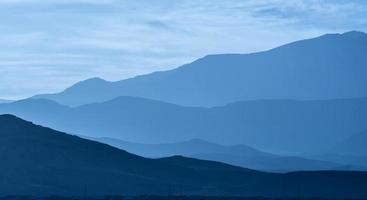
[1,115,367,198]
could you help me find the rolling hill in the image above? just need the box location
[88,137,347,172]
[33,31,367,107]
[329,130,367,157]
[1,97,366,153]
[1,114,367,198]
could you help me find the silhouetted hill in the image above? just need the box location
[86,137,269,158]
[33,31,367,107]
[0,114,259,196]
[330,130,367,156]
[2,114,367,198]
[88,137,345,172]
[0,99,13,104]
[1,97,366,153]
[303,131,367,167]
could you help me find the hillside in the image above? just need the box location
[3,114,367,198]
[89,137,345,172]
[1,97,367,153]
[329,130,367,157]
[0,114,263,196]
[0,99,13,104]
[33,31,367,107]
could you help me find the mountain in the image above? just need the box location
[0,99,13,104]
[87,137,272,158]
[329,130,367,156]
[88,137,348,172]
[292,130,367,168]
[0,114,262,196]
[307,130,367,167]
[33,31,367,107]
[2,114,367,198]
[1,97,366,153]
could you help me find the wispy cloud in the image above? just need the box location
[0,0,366,99]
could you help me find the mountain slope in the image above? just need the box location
[2,114,367,198]
[89,137,346,172]
[33,31,367,107]
[0,114,263,196]
[330,130,367,156]
[88,137,271,158]
[0,99,13,104]
[1,97,366,153]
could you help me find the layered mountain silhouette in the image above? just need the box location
[330,130,367,156]
[1,96,366,153]
[0,99,13,104]
[87,137,350,172]
[307,130,367,167]
[33,31,367,107]
[2,114,367,198]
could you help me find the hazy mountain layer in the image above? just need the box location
[1,97,366,153]
[0,99,13,104]
[1,114,367,198]
[88,137,350,172]
[33,31,367,107]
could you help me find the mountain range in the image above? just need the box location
[0,99,13,104]
[1,96,366,153]
[87,137,357,172]
[1,31,367,198]
[330,130,367,157]
[2,114,367,198]
[33,31,367,107]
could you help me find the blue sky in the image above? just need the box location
[0,0,366,99]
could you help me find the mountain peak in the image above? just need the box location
[0,114,35,133]
[0,114,21,120]
[85,77,107,82]
[68,77,109,88]
[342,30,366,37]
[32,31,367,107]
[77,77,109,85]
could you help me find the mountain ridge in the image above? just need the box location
[329,130,367,157]
[1,96,367,153]
[0,99,14,104]
[32,31,367,107]
[87,136,351,172]
[2,114,367,198]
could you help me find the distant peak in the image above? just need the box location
[83,77,107,83]
[65,77,109,91]
[342,31,366,37]
[317,31,366,40]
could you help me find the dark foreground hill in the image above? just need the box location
[1,97,366,153]
[1,115,367,198]
[0,196,355,200]
[33,31,367,107]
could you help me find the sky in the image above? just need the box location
[0,0,367,100]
